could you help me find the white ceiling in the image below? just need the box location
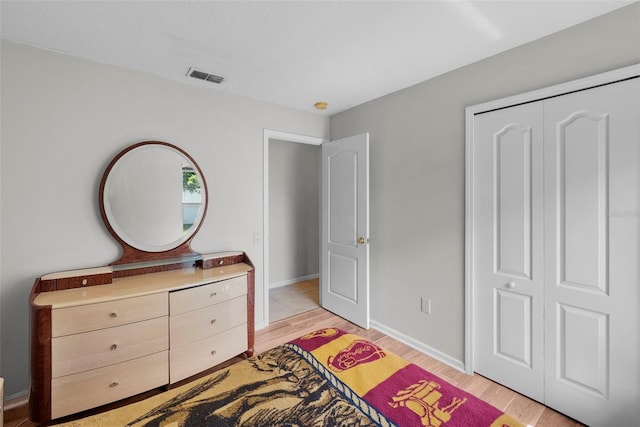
[1,1,634,115]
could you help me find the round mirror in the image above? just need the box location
[99,141,208,264]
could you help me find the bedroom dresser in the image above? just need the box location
[29,251,255,423]
[29,141,255,423]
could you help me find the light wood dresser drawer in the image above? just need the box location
[170,323,247,383]
[170,296,247,349]
[170,276,246,315]
[51,351,168,419]
[52,292,168,336]
[30,257,254,424]
[52,317,168,378]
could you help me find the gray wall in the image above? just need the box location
[330,4,640,364]
[0,41,329,398]
[268,139,320,286]
[2,2,638,401]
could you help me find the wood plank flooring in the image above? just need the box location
[257,308,585,427]
[6,307,584,426]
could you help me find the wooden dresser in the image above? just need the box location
[1,376,4,426]
[29,251,254,423]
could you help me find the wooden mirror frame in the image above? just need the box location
[99,141,208,266]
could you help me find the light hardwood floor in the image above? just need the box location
[256,308,585,427]
[6,306,583,426]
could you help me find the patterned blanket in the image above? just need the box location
[58,328,523,426]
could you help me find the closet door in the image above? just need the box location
[473,102,545,402]
[543,77,640,425]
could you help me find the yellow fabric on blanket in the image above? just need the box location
[309,334,410,396]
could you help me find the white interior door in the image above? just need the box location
[321,133,370,328]
[543,78,640,426]
[472,75,640,426]
[472,102,545,402]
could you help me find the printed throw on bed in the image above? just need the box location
[287,328,522,427]
[58,328,523,427]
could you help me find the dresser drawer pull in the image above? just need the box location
[110,344,118,351]
[210,292,217,298]
[210,319,217,325]
[109,382,119,388]
[110,312,118,318]
[211,350,217,356]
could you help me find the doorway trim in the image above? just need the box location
[261,129,328,329]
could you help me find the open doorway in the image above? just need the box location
[263,130,326,325]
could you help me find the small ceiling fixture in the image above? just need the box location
[186,67,224,84]
[314,102,328,110]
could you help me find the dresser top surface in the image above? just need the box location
[33,263,252,308]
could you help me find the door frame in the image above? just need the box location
[262,129,328,328]
[464,64,639,374]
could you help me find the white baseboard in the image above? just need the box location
[255,320,268,330]
[269,274,319,289]
[370,319,466,373]
[4,389,28,410]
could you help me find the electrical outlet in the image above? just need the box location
[421,297,431,314]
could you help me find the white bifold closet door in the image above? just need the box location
[473,77,639,426]
[473,101,546,402]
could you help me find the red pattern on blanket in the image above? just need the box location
[289,328,523,427]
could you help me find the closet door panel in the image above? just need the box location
[495,290,533,366]
[555,111,609,291]
[556,303,608,396]
[544,77,640,426]
[495,124,533,279]
[473,101,545,402]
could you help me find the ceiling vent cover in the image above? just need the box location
[187,67,224,84]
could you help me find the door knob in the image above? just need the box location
[358,237,366,245]
[505,281,516,289]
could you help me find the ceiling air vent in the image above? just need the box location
[187,67,224,84]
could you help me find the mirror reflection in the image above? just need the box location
[182,166,202,231]
[102,143,207,253]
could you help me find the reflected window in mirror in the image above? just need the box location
[182,166,202,232]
